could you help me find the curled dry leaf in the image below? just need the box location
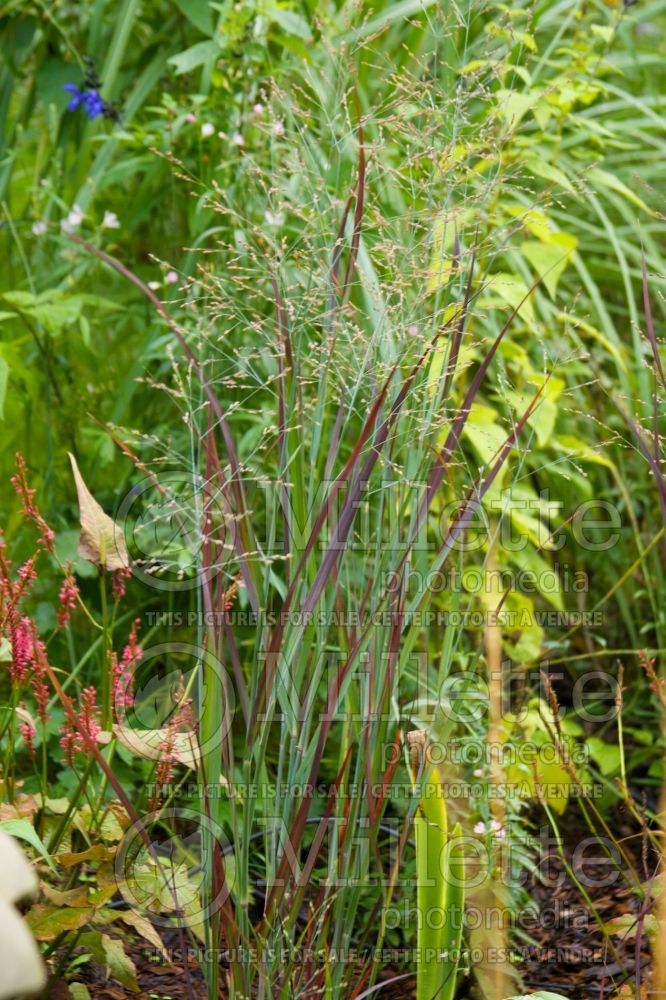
[68,453,129,571]
[106,726,229,784]
[111,725,202,770]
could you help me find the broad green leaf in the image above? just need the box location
[495,88,538,126]
[0,818,56,872]
[522,154,575,194]
[588,737,622,777]
[69,986,92,1000]
[101,935,140,992]
[481,272,535,325]
[532,97,555,129]
[427,214,459,292]
[501,592,544,663]
[508,544,564,612]
[513,30,536,51]
[26,904,94,940]
[426,304,465,391]
[513,392,556,446]
[505,751,573,814]
[0,290,84,334]
[462,403,510,493]
[174,0,212,34]
[74,804,126,844]
[504,379,564,446]
[77,931,139,992]
[520,236,576,298]
[508,994,570,1000]
[168,40,220,75]
[128,859,200,914]
[270,8,312,40]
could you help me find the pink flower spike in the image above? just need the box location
[112,566,131,601]
[19,713,37,759]
[10,616,34,685]
[11,454,55,552]
[57,572,79,629]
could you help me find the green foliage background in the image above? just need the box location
[1,0,666,995]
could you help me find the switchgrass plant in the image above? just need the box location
[65,34,587,998]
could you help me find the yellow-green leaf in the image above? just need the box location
[26,904,94,940]
[520,236,576,298]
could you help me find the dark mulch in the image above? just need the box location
[518,808,654,999]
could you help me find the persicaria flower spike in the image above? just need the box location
[112,618,142,719]
[57,571,79,629]
[59,685,101,764]
[111,566,131,602]
[11,454,55,551]
[19,711,37,760]
[150,684,194,809]
[9,616,34,685]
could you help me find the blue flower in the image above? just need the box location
[63,83,105,121]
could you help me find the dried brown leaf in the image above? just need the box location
[68,453,129,571]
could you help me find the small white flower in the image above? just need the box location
[165,270,179,284]
[264,210,283,226]
[148,281,161,291]
[407,324,419,336]
[473,822,486,834]
[185,113,197,123]
[61,204,84,231]
[272,120,285,137]
[102,211,120,230]
[490,819,504,836]
[473,768,483,778]
[231,132,244,146]
[32,221,47,236]
[201,122,215,137]
[253,103,263,115]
